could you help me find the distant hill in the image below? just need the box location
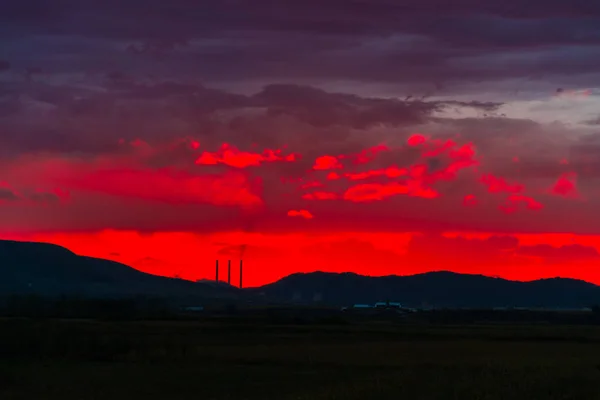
[253,271,600,309]
[0,239,238,302]
[4,239,599,309]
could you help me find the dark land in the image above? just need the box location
[3,239,600,309]
[2,316,600,400]
[3,239,600,399]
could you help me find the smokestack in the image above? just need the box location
[227,260,231,285]
[239,259,243,289]
[215,260,219,282]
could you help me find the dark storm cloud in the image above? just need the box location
[582,116,600,126]
[5,0,600,38]
[253,84,442,128]
[3,0,600,88]
[0,188,19,201]
[0,186,66,204]
[0,81,458,157]
[25,192,62,203]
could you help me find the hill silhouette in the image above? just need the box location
[0,239,237,301]
[255,271,600,308]
[3,239,599,309]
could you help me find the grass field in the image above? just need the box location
[1,317,600,399]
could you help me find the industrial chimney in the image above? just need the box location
[239,259,243,289]
[215,260,219,282]
[227,260,231,285]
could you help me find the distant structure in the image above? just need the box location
[183,306,204,312]
[239,260,243,289]
[214,259,244,288]
[347,302,403,310]
[375,301,402,309]
[227,260,231,285]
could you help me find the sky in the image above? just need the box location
[2,0,600,287]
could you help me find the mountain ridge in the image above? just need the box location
[0,239,238,302]
[2,239,599,309]
[255,270,600,308]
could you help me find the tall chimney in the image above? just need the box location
[227,260,231,285]
[239,259,243,289]
[215,260,219,282]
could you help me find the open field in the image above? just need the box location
[1,317,600,399]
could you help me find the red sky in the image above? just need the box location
[1,133,599,287]
[3,1,600,287]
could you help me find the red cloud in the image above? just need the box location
[407,134,427,146]
[551,172,579,198]
[287,209,314,219]
[500,194,543,214]
[342,181,439,202]
[344,166,407,180]
[195,143,297,168]
[303,191,338,200]
[299,135,479,205]
[0,133,574,238]
[353,145,390,164]
[463,194,478,207]
[343,182,410,202]
[480,174,524,194]
[313,155,342,170]
[61,168,263,208]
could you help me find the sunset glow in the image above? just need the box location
[3,1,600,287]
[0,133,598,287]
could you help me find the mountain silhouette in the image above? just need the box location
[3,239,600,309]
[0,239,237,301]
[254,271,600,308]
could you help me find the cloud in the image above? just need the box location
[313,155,342,171]
[4,1,600,98]
[5,1,600,286]
[1,6,600,236]
[254,84,439,128]
[550,172,580,198]
[287,209,314,219]
[0,187,18,202]
[516,244,600,260]
[0,81,446,159]
[0,99,595,235]
[407,233,520,260]
[58,166,263,208]
[195,143,298,168]
[583,116,600,126]
[0,181,69,205]
[403,233,600,275]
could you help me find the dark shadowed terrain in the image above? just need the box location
[1,318,600,400]
[254,271,600,308]
[1,240,600,399]
[0,239,238,303]
[2,239,600,309]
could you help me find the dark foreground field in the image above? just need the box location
[1,317,600,399]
